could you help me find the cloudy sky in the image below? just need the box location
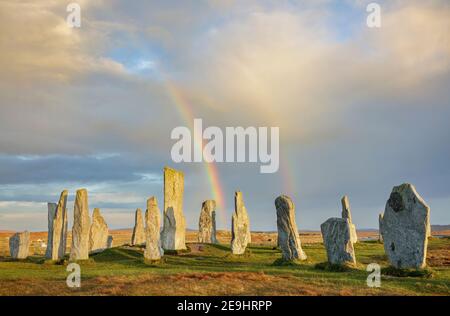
[0,0,449,232]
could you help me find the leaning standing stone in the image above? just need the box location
[321,218,356,265]
[144,197,164,261]
[341,196,358,243]
[161,167,187,250]
[70,189,91,261]
[47,190,69,260]
[275,195,307,261]
[89,208,109,253]
[231,191,251,255]
[198,200,218,244]
[380,183,430,269]
[9,231,30,259]
[131,208,146,245]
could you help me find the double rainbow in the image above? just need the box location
[163,79,226,222]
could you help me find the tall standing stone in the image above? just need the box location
[198,200,217,244]
[161,167,186,250]
[341,196,358,243]
[275,195,307,261]
[47,190,69,260]
[131,208,146,245]
[70,189,91,261]
[9,231,30,259]
[378,213,383,242]
[321,218,356,265]
[380,183,430,269]
[45,203,57,258]
[89,208,109,253]
[231,191,251,255]
[144,197,164,261]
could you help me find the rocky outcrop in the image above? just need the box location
[144,197,164,261]
[161,167,186,250]
[231,191,251,255]
[341,196,358,243]
[380,183,430,269]
[131,208,145,246]
[9,231,30,259]
[321,218,356,265]
[70,189,91,261]
[198,200,217,244]
[275,195,307,261]
[89,208,109,253]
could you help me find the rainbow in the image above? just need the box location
[163,79,227,222]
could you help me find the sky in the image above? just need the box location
[0,0,449,232]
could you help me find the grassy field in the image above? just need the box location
[0,237,449,296]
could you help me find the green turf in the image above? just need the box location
[0,238,449,295]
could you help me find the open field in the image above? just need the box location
[0,234,449,296]
[0,229,384,257]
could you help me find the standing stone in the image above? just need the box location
[231,191,251,255]
[89,208,109,253]
[46,190,69,260]
[45,203,57,258]
[131,208,146,245]
[378,213,383,242]
[70,189,91,261]
[9,231,30,259]
[321,218,356,265]
[161,167,186,250]
[144,197,164,261]
[198,200,218,244]
[107,236,113,248]
[275,195,307,261]
[341,196,358,243]
[380,183,430,269]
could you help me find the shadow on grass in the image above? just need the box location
[382,266,433,278]
[314,261,357,272]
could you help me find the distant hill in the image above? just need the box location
[432,225,450,232]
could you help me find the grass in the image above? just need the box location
[0,239,449,296]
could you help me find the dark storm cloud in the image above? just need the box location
[0,154,162,185]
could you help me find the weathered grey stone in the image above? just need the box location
[70,189,91,261]
[341,195,358,243]
[107,235,113,248]
[46,190,69,260]
[45,202,57,258]
[89,208,109,253]
[144,197,164,261]
[231,191,251,255]
[379,213,383,242]
[380,183,430,269]
[131,208,146,245]
[275,195,307,261]
[161,167,186,250]
[321,218,356,265]
[198,200,217,244]
[9,231,30,259]
[275,195,307,260]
